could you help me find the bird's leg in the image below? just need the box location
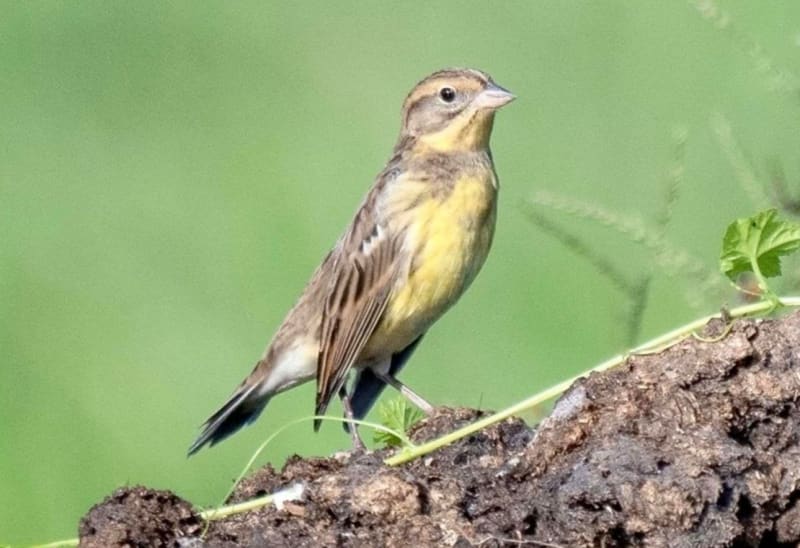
[373,371,435,415]
[339,386,366,451]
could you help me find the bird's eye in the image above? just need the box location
[438,87,456,103]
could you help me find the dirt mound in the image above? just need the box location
[79,486,201,547]
[79,311,800,547]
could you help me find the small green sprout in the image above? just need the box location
[373,398,424,448]
[720,208,800,307]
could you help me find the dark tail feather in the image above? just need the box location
[348,368,385,427]
[346,334,424,432]
[188,383,270,456]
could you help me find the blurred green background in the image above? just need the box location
[3,1,800,544]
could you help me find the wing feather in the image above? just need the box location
[315,217,401,427]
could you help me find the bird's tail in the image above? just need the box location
[188,380,270,456]
[349,367,387,425]
[346,334,423,432]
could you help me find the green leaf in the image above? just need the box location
[720,209,800,283]
[373,398,424,448]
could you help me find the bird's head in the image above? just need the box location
[399,68,515,153]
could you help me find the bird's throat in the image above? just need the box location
[417,110,496,153]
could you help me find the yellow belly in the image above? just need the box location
[364,174,497,357]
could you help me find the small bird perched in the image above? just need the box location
[189,68,514,455]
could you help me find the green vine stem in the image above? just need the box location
[384,296,800,466]
[26,541,77,548]
[749,254,781,307]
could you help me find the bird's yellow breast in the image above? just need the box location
[364,172,497,357]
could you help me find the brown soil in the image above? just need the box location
[79,311,800,547]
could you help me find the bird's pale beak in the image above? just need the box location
[474,82,516,110]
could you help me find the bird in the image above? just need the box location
[188,68,514,455]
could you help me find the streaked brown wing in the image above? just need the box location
[314,216,401,427]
